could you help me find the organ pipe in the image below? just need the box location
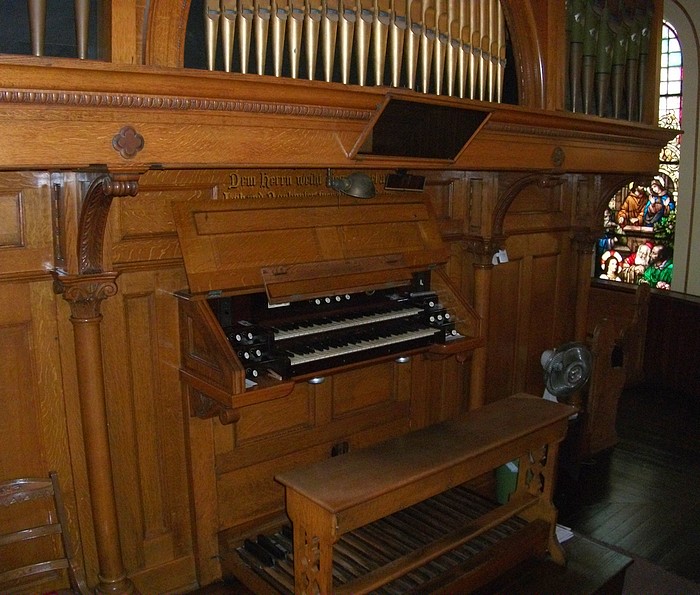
[203,0,507,101]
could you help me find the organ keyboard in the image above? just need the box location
[212,276,461,380]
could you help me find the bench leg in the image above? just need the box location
[515,442,567,565]
[287,490,335,594]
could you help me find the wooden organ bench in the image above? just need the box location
[274,393,575,594]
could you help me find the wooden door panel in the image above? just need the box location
[0,173,53,277]
[487,231,575,403]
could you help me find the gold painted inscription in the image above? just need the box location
[221,169,386,200]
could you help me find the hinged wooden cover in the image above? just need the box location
[172,194,451,303]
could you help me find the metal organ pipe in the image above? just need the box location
[203,0,507,102]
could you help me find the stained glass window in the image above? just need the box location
[595,21,681,290]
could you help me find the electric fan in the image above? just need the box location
[540,341,592,403]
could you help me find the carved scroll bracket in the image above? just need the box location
[189,390,241,425]
[78,170,143,275]
[492,173,566,238]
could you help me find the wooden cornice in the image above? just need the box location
[0,57,676,175]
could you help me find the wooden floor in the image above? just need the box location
[555,384,700,584]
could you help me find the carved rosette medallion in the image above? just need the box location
[551,146,565,168]
[52,271,119,320]
[112,125,145,159]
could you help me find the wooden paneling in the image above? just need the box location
[212,358,416,527]
[0,173,52,279]
[487,258,524,402]
[235,390,314,443]
[331,362,401,417]
[0,0,676,590]
[486,177,578,404]
[0,284,49,478]
[100,267,196,592]
[111,170,218,268]
[644,291,700,396]
[588,281,649,388]
[0,280,82,591]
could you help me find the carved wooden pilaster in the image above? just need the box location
[53,272,135,595]
[463,237,504,409]
[572,229,600,342]
[53,168,142,594]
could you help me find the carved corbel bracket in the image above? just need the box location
[78,170,143,275]
[189,390,241,425]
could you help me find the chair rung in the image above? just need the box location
[0,559,69,584]
[0,523,62,546]
[0,471,89,594]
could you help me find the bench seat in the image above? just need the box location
[275,393,575,594]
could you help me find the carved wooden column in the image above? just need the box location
[53,168,142,594]
[54,272,134,594]
[465,237,502,410]
[572,231,598,342]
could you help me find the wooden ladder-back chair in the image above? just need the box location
[0,471,89,594]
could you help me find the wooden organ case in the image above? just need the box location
[0,0,677,593]
[173,180,581,595]
[173,180,492,588]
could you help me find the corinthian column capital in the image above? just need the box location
[464,235,506,268]
[52,271,120,320]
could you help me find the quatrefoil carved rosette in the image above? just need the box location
[112,125,145,159]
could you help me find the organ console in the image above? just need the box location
[175,184,482,416]
[172,176,580,594]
